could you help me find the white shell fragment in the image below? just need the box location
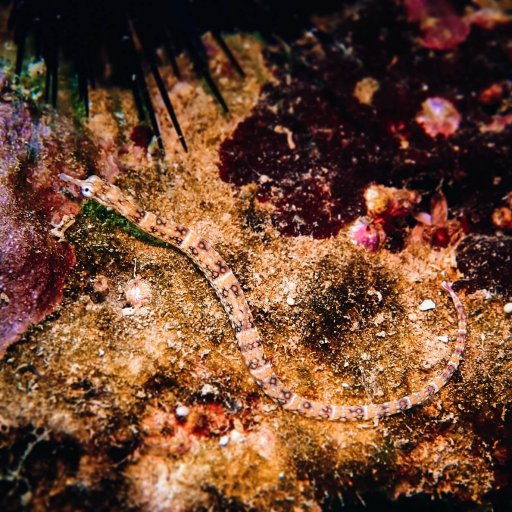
[175,405,190,419]
[419,299,436,311]
[286,296,296,306]
[124,277,152,308]
[504,303,512,314]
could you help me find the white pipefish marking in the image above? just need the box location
[60,173,468,421]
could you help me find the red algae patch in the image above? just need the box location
[141,401,232,457]
[411,191,466,248]
[219,1,512,243]
[404,0,469,50]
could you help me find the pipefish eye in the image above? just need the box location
[82,185,94,197]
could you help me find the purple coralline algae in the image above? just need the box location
[416,97,461,138]
[0,84,98,356]
[0,181,76,355]
[349,217,384,252]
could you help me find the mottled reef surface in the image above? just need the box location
[1,2,512,511]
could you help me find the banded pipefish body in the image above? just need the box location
[61,173,467,421]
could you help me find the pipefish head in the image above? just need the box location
[60,174,106,200]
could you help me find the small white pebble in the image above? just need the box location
[376,331,387,338]
[201,383,218,396]
[437,335,449,343]
[98,348,105,357]
[419,299,436,311]
[230,430,245,443]
[504,302,512,314]
[219,435,230,447]
[175,405,190,419]
[342,382,351,389]
[286,296,295,306]
[121,307,136,316]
